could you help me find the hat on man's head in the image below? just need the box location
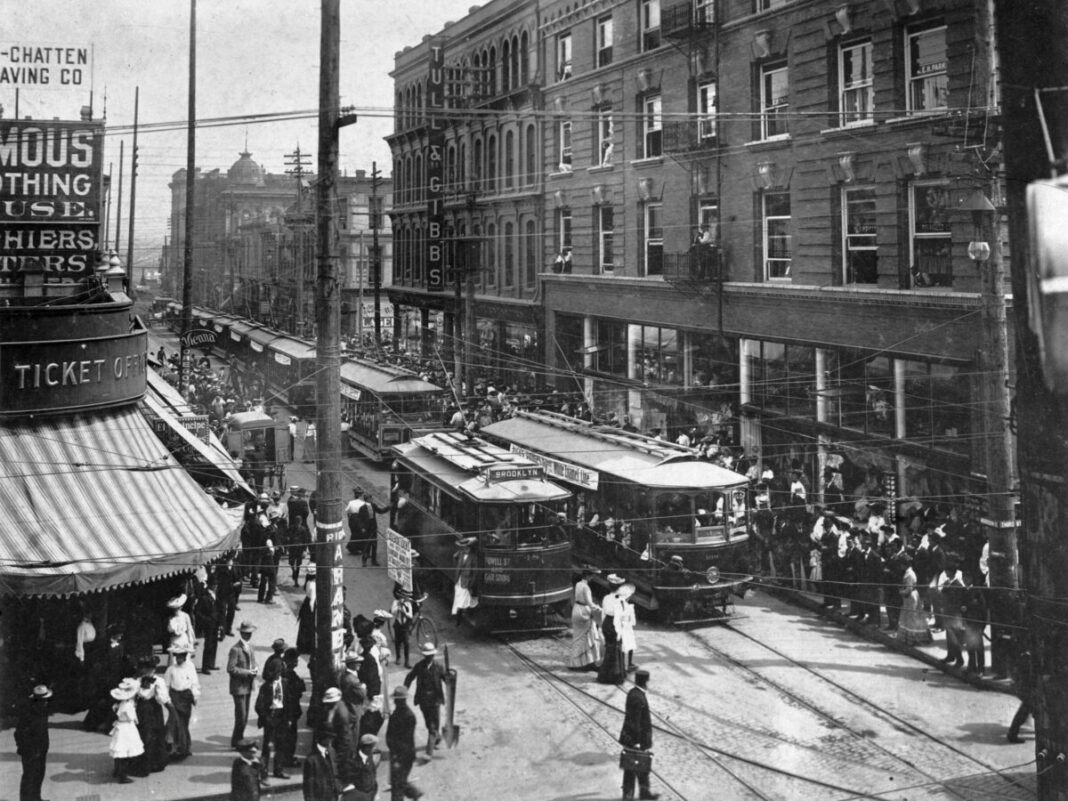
[343,650,363,665]
[670,555,685,565]
[322,687,342,704]
[634,669,650,681]
[420,642,437,656]
[359,734,378,747]
[391,685,408,700]
[30,685,53,700]
[606,573,625,585]
[239,620,257,633]
[236,738,259,753]
[166,593,187,609]
[271,491,281,501]
[259,492,270,502]
[456,536,477,548]
[272,638,287,652]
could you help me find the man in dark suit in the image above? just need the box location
[403,643,447,758]
[386,685,422,801]
[228,620,259,749]
[618,669,658,801]
[349,733,380,801]
[282,648,306,769]
[214,557,240,637]
[231,738,262,801]
[194,582,221,673]
[302,728,340,801]
[15,684,51,801]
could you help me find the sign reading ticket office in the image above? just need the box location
[0,330,148,414]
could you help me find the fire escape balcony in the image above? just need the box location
[663,247,724,285]
[663,119,719,154]
[662,2,718,40]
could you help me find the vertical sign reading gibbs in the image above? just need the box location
[426,42,445,292]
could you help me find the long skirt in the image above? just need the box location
[169,689,194,757]
[597,618,626,684]
[568,607,604,669]
[452,581,479,614]
[898,589,932,646]
[135,698,169,773]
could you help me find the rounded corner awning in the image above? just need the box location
[0,406,244,598]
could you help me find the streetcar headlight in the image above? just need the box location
[705,566,720,584]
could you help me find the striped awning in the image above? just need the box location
[0,406,243,598]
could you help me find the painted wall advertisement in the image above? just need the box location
[0,117,105,284]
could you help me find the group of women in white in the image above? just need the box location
[568,567,638,683]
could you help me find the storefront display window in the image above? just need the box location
[636,325,681,386]
[902,360,970,455]
[595,319,628,377]
[747,341,815,419]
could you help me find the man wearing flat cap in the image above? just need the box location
[348,733,381,801]
[386,684,422,801]
[228,620,259,749]
[619,669,658,800]
[263,638,287,680]
[231,738,262,801]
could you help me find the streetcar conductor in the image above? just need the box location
[619,669,658,800]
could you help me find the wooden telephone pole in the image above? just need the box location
[996,2,1068,797]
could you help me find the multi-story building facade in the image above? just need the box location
[163,154,393,341]
[389,0,1011,512]
[386,0,545,384]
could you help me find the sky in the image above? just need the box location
[2,0,477,273]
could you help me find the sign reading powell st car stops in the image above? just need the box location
[0,328,148,415]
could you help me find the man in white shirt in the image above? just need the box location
[345,488,368,557]
[165,646,201,759]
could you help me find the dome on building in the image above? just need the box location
[227,151,264,186]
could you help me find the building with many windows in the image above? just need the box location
[388,0,1012,513]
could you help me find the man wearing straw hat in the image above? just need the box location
[15,684,52,801]
[228,620,259,749]
[403,642,447,758]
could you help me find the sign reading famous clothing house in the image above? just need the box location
[0,119,105,284]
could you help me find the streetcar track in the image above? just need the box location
[498,634,895,801]
[692,621,1035,801]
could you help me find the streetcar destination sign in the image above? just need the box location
[484,464,544,483]
[508,444,599,490]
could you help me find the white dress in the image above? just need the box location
[168,609,195,654]
[109,698,145,759]
[617,597,637,655]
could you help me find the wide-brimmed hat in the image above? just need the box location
[30,685,53,700]
[110,677,139,701]
[239,620,257,633]
[581,564,602,575]
[456,536,477,548]
[420,642,437,656]
[372,609,392,622]
[168,645,189,656]
[322,687,342,704]
[258,492,270,502]
[359,733,378,746]
[617,582,636,600]
[606,573,625,585]
[669,555,684,565]
[166,593,187,609]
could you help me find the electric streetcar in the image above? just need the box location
[390,430,574,630]
[481,410,753,624]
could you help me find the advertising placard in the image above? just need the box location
[386,528,413,591]
[0,43,92,89]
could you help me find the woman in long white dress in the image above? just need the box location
[617,583,638,672]
[108,678,144,784]
[452,537,480,625]
[568,567,604,670]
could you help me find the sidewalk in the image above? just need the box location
[760,579,1017,695]
[0,583,308,801]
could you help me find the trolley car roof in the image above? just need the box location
[268,337,317,360]
[340,359,441,395]
[482,415,749,490]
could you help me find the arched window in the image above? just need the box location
[459,141,468,189]
[502,39,511,91]
[525,219,537,287]
[525,124,536,185]
[488,46,497,95]
[487,134,498,193]
[414,153,423,203]
[504,130,515,189]
[473,137,483,191]
[520,32,529,84]
[511,35,520,89]
[504,221,515,286]
[485,222,497,288]
[473,52,482,99]
[446,143,457,191]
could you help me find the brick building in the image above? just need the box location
[388,0,1013,512]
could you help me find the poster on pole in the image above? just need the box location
[386,528,413,591]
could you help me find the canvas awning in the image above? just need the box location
[0,406,243,598]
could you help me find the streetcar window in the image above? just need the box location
[696,491,729,544]
[654,492,692,543]
[483,505,517,548]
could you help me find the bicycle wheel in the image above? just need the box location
[412,614,439,650]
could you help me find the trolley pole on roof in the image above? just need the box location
[313,0,356,699]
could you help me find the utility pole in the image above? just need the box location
[113,140,124,256]
[285,146,313,335]
[995,1,1068,797]
[127,87,140,286]
[314,0,357,698]
[370,161,383,347]
[178,0,196,391]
